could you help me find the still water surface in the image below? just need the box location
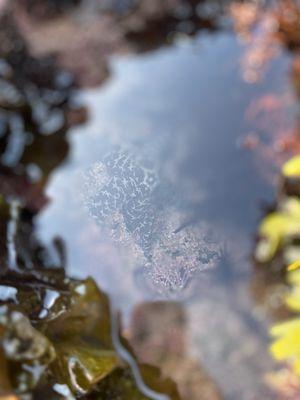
[37,29,291,399]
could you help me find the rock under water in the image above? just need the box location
[83,148,221,299]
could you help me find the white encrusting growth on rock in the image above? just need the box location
[83,148,221,299]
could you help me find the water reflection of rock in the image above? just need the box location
[0,9,86,211]
[18,0,82,19]
[234,1,300,179]
[11,0,229,87]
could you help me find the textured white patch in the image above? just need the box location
[82,149,221,299]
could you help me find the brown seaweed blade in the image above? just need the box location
[0,194,180,399]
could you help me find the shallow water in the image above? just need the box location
[32,26,293,398]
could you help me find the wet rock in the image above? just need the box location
[0,11,87,212]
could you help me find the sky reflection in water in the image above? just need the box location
[37,29,291,399]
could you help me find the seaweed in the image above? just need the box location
[0,197,180,399]
[254,156,300,269]
[0,10,180,400]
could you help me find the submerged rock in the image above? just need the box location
[83,149,222,299]
[128,301,222,400]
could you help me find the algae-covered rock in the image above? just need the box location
[255,197,300,264]
[0,270,180,399]
[281,156,300,198]
[0,195,180,399]
[0,306,56,394]
[95,365,180,400]
[255,157,300,267]
[83,149,222,299]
